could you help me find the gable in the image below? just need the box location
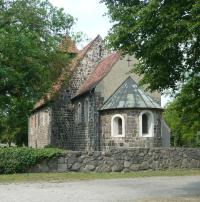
[33,35,106,111]
[74,52,120,98]
[95,55,161,104]
[101,77,161,110]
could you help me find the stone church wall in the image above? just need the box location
[71,92,105,151]
[72,93,95,151]
[28,107,51,148]
[30,148,200,173]
[50,37,108,150]
[100,109,162,150]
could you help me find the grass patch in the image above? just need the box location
[0,169,200,184]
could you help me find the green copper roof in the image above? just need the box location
[101,77,162,110]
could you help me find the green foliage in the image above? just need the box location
[44,144,58,148]
[0,147,64,174]
[102,0,200,92]
[0,0,76,146]
[164,77,200,147]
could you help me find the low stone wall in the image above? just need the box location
[30,148,200,173]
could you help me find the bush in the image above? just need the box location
[0,147,64,174]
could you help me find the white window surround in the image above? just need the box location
[139,110,154,137]
[111,114,125,137]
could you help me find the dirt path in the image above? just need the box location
[0,176,200,202]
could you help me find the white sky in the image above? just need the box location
[49,0,171,107]
[49,0,111,39]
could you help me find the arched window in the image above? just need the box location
[84,99,89,123]
[142,113,148,134]
[111,114,125,137]
[77,102,82,123]
[139,111,154,137]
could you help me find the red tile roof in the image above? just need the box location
[74,52,121,98]
[33,35,101,111]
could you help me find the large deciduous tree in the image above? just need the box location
[164,77,200,147]
[102,0,200,146]
[0,0,76,146]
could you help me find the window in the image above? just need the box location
[77,102,82,123]
[139,111,154,137]
[84,99,89,123]
[142,113,148,134]
[111,114,125,137]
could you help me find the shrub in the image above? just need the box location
[0,147,64,174]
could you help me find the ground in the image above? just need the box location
[0,175,200,202]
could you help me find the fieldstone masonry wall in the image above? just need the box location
[30,148,200,173]
[100,109,162,149]
[48,37,108,150]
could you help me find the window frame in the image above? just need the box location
[111,114,125,137]
[139,110,154,137]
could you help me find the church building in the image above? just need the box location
[28,35,170,151]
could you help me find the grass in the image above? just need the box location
[0,169,200,184]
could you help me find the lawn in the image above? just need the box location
[0,169,200,183]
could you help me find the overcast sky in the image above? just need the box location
[49,0,111,40]
[49,0,171,106]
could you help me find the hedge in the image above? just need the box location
[0,147,64,174]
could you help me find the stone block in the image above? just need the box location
[48,159,58,171]
[95,165,111,172]
[124,161,131,168]
[71,162,81,171]
[111,165,123,172]
[84,165,96,171]
[130,164,140,171]
[122,168,130,173]
[39,161,49,172]
[58,157,65,164]
[57,163,68,172]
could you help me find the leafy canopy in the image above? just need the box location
[102,0,200,92]
[164,77,200,147]
[0,0,76,145]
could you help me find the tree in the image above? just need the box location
[0,0,76,146]
[102,0,200,146]
[164,76,200,147]
[102,0,199,91]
